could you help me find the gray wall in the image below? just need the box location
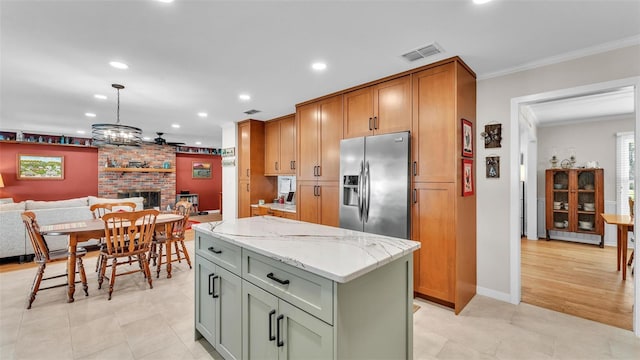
[536,117,634,202]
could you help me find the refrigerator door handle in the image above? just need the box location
[358,160,364,221]
[364,161,371,222]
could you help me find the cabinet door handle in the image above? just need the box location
[246,183,250,192]
[373,116,378,129]
[267,272,290,285]
[211,275,219,298]
[246,169,250,177]
[208,246,222,254]
[275,161,279,171]
[368,117,373,131]
[268,309,276,341]
[208,273,215,296]
[413,189,417,204]
[413,161,417,176]
[276,314,284,347]
[317,185,321,197]
[317,166,321,177]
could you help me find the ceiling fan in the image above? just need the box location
[152,132,185,146]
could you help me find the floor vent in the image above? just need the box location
[244,109,261,115]
[401,43,442,62]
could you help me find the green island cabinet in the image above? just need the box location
[194,216,418,360]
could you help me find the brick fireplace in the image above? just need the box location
[97,144,176,209]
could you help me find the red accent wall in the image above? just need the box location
[176,153,222,211]
[0,142,98,202]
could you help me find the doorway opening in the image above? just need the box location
[511,77,640,334]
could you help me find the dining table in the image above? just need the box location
[39,213,183,302]
[601,213,634,280]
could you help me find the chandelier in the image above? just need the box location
[91,84,142,146]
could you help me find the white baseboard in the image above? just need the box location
[476,286,513,304]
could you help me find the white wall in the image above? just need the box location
[476,44,640,298]
[221,122,237,220]
[536,117,634,202]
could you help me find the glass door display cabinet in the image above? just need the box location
[545,168,604,247]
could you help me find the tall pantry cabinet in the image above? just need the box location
[411,59,477,314]
[237,120,277,218]
[296,95,342,227]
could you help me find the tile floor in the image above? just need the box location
[1,241,639,359]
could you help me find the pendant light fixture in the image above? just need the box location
[91,84,142,146]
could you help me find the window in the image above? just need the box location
[616,132,635,215]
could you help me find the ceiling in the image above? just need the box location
[1,0,639,148]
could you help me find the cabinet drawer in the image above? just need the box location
[242,249,334,325]
[195,231,242,276]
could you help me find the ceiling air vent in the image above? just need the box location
[244,109,261,115]
[401,43,443,62]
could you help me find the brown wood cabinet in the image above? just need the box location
[237,120,277,218]
[410,59,477,314]
[296,95,342,182]
[264,114,296,176]
[545,168,604,246]
[297,180,339,227]
[343,75,412,139]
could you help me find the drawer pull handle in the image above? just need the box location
[267,272,290,285]
[208,246,222,254]
[211,275,219,298]
[268,310,276,341]
[208,273,215,295]
[276,314,284,347]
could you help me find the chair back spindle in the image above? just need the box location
[21,211,50,262]
[102,210,158,256]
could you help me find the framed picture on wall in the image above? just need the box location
[486,156,500,178]
[192,161,212,178]
[462,158,474,196]
[17,154,64,180]
[461,118,473,157]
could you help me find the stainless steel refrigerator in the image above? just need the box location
[339,131,410,239]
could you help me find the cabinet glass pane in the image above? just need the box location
[577,171,595,190]
[552,171,569,190]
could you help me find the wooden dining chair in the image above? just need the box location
[628,197,635,272]
[90,202,137,272]
[90,201,136,219]
[98,209,158,300]
[21,211,88,309]
[151,200,193,278]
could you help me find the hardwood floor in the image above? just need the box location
[521,238,634,330]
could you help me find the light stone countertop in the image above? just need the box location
[250,203,296,213]
[192,216,420,283]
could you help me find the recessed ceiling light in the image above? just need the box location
[197,112,208,118]
[171,124,180,128]
[143,136,151,141]
[239,94,251,101]
[156,0,174,3]
[195,141,202,145]
[109,61,128,69]
[94,94,107,100]
[85,112,96,117]
[312,62,327,71]
[473,0,493,4]
[76,130,86,134]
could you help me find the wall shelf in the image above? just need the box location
[0,140,96,148]
[103,168,175,175]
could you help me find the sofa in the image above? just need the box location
[0,196,144,259]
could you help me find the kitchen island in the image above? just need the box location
[192,216,420,360]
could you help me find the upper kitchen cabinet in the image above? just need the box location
[412,61,476,183]
[265,114,296,176]
[237,120,277,218]
[343,75,411,139]
[297,95,343,182]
